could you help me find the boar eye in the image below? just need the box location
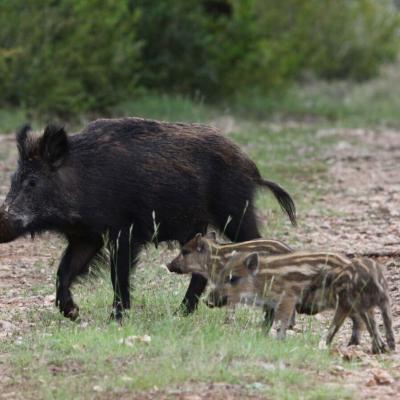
[28,179,37,188]
[181,249,190,256]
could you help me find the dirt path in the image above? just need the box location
[0,129,399,399]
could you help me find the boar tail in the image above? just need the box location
[260,179,297,226]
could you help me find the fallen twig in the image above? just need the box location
[346,250,400,258]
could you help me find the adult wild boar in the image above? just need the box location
[0,118,296,321]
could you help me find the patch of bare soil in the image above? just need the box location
[100,383,265,400]
[0,129,399,399]
[292,128,400,398]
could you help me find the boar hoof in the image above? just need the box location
[347,337,360,346]
[372,341,387,354]
[64,306,80,321]
[109,309,126,325]
[109,312,122,325]
[173,305,192,316]
[388,339,396,351]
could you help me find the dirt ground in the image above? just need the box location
[0,128,399,399]
[293,128,400,399]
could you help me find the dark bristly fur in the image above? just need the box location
[208,251,395,353]
[260,180,297,226]
[0,118,296,321]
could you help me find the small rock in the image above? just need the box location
[0,320,14,332]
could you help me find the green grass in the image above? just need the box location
[3,252,354,400]
[112,92,217,123]
[230,63,400,128]
[3,61,400,134]
[0,108,30,134]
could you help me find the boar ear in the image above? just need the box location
[205,231,217,241]
[40,124,69,168]
[245,252,259,275]
[16,124,32,159]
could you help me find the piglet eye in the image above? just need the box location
[28,179,36,188]
[229,276,240,285]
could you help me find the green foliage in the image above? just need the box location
[134,0,221,96]
[0,0,398,117]
[0,0,141,116]
[301,0,400,80]
[134,0,399,99]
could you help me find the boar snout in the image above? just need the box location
[0,205,22,243]
[166,260,184,274]
[205,291,227,308]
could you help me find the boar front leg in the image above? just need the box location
[179,274,208,315]
[275,296,297,340]
[109,229,142,323]
[56,235,103,320]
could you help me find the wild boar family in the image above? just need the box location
[0,117,395,353]
[0,118,295,321]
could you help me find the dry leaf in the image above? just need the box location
[371,368,394,385]
[332,345,368,362]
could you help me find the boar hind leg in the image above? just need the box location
[56,235,103,320]
[361,310,387,354]
[380,298,396,351]
[222,205,261,242]
[109,230,141,323]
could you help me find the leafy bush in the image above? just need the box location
[0,0,141,116]
[0,0,398,117]
[134,0,231,98]
[134,0,399,98]
[301,0,400,80]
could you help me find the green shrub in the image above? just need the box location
[134,0,400,99]
[302,0,400,80]
[0,0,398,117]
[0,0,142,116]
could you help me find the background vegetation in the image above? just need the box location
[0,0,399,119]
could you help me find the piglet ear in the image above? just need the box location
[205,231,217,241]
[245,252,259,275]
[39,124,69,168]
[195,233,205,252]
[16,124,32,159]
